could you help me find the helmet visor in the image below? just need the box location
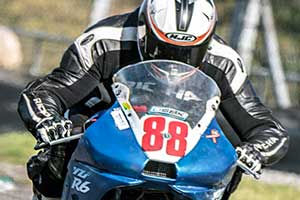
[140,28,210,67]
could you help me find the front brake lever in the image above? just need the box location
[237,160,261,180]
[34,133,84,150]
[236,147,262,180]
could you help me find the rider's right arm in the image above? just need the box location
[17,43,102,136]
[18,11,141,137]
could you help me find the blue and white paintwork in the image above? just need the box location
[62,60,237,200]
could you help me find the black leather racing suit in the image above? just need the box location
[18,9,289,198]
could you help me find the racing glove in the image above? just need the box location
[35,115,73,144]
[236,143,263,179]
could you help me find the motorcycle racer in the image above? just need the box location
[18,0,289,199]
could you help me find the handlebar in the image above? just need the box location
[34,133,84,150]
[237,159,261,180]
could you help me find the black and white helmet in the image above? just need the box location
[138,0,217,66]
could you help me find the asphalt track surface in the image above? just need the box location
[0,69,299,174]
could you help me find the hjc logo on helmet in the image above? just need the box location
[166,33,197,42]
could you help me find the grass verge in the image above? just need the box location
[0,132,36,165]
[232,177,300,200]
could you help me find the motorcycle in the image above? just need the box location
[37,60,256,199]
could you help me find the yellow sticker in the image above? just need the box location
[122,102,131,110]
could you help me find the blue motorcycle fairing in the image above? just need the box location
[64,105,237,199]
[63,160,227,200]
[176,118,237,187]
[62,60,238,199]
[83,101,236,187]
[62,161,145,200]
[83,102,149,179]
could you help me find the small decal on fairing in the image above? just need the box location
[71,167,91,193]
[122,102,132,110]
[206,129,220,144]
[149,106,189,120]
[111,108,130,130]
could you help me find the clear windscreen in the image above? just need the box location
[113,60,221,128]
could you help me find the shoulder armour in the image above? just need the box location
[73,12,138,72]
[206,36,247,94]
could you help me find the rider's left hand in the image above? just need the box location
[236,143,263,179]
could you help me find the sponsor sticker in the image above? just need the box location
[149,106,188,120]
[122,102,132,110]
[111,108,130,130]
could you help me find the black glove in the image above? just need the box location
[35,115,72,144]
[236,143,263,179]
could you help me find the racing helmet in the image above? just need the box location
[137,0,217,67]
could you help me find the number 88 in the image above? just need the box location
[142,117,188,157]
